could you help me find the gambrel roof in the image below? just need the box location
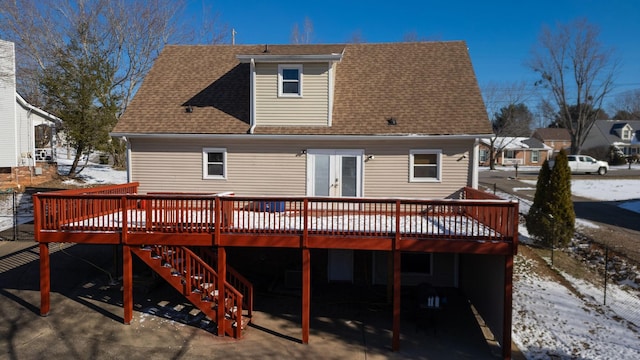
[114,42,491,136]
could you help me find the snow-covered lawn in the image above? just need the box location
[2,160,640,358]
[513,250,640,359]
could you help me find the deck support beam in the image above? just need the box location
[217,247,227,336]
[391,249,401,351]
[502,254,514,360]
[392,200,402,351]
[39,243,50,316]
[302,248,310,344]
[123,245,133,324]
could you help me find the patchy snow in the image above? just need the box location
[56,155,127,186]
[513,255,640,359]
[3,159,640,358]
[0,155,127,233]
[519,178,640,214]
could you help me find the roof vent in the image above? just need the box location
[263,44,270,53]
[387,117,397,126]
[185,105,193,113]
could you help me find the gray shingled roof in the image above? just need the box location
[588,120,640,146]
[114,42,492,136]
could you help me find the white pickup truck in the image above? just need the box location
[564,155,609,175]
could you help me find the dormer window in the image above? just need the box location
[278,64,302,97]
[623,128,632,140]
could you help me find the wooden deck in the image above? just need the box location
[32,183,518,359]
[33,183,518,255]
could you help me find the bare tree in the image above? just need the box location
[347,30,366,44]
[401,31,441,42]
[611,89,640,120]
[0,0,228,172]
[290,17,314,44]
[528,18,619,154]
[482,81,533,169]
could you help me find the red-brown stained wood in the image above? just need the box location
[39,243,50,316]
[123,245,133,324]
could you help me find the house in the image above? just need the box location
[531,127,571,155]
[35,42,517,359]
[582,120,640,157]
[479,137,552,166]
[0,39,60,188]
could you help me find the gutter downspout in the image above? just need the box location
[248,58,256,134]
[471,138,480,189]
[123,137,131,183]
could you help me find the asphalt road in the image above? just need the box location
[479,166,640,260]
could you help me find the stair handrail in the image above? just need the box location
[158,245,245,329]
[193,247,253,319]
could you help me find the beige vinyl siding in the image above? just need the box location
[255,63,329,126]
[130,137,473,198]
[131,138,306,195]
[361,139,471,198]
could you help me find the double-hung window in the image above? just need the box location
[531,150,540,163]
[409,150,442,182]
[278,64,302,97]
[202,147,227,179]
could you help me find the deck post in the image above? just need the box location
[217,247,226,336]
[301,248,310,344]
[39,242,50,316]
[392,200,402,351]
[123,245,133,324]
[502,254,514,360]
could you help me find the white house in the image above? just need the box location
[0,39,60,187]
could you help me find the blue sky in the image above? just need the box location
[187,0,639,108]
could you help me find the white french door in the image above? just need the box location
[307,149,363,282]
[307,149,363,198]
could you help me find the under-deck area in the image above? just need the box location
[32,183,518,359]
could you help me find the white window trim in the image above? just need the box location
[531,150,540,163]
[202,147,227,180]
[409,149,442,183]
[278,64,303,97]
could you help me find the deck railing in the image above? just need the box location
[33,184,518,249]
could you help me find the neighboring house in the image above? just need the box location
[0,39,60,188]
[531,127,571,155]
[582,120,640,156]
[479,137,552,166]
[101,42,516,357]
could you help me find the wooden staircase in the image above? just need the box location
[131,245,252,338]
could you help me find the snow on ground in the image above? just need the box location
[56,155,127,186]
[518,179,640,215]
[0,156,126,233]
[2,161,640,358]
[513,253,640,359]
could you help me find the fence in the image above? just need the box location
[545,233,640,330]
[0,189,33,241]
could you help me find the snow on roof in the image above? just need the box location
[480,137,553,150]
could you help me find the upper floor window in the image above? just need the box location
[202,147,227,179]
[278,64,302,97]
[623,129,632,140]
[409,150,442,182]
